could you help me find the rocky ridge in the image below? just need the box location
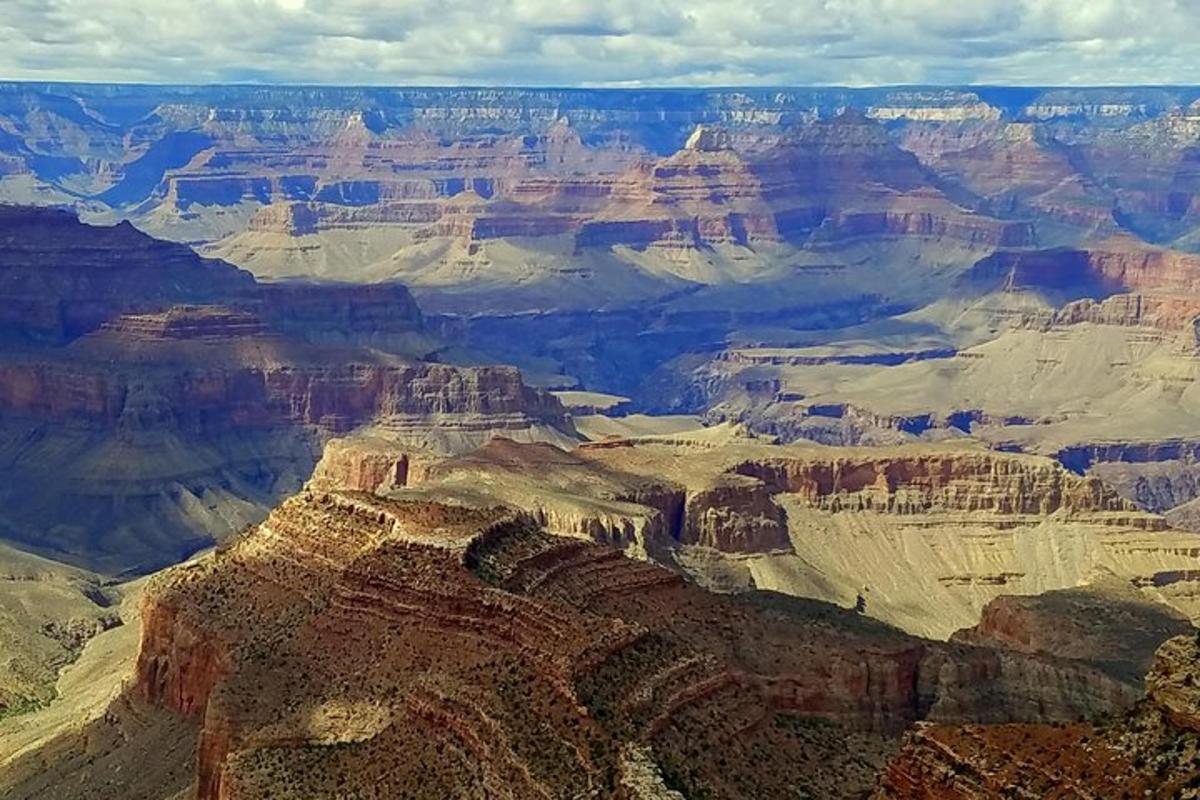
[130,487,1138,799]
[316,434,1200,640]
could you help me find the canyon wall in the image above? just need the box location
[131,488,1138,800]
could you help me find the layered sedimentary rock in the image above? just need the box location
[309,434,436,493]
[873,634,1200,798]
[185,113,1035,300]
[576,439,1200,639]
[951,577,1196,687]
[968,236,1200,295]
[1048,292,1200,337]
[0,207,573,574]
[900,121,1117,235]
[752,113,1033,248]
[0,307,572,573]
[131,489,1135,800]
[0,204,428,351]
[0,206,255,343]
[730,449,1133,515]
[573,125,783,258]
[253,280,429,354]
[317,435,1200,640]
[406,437,789,557]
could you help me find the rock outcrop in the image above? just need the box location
[873,634,1200,798]
[312,436,1200,641]
[732,450,1134,515]
[951,577,1196,686]
[132,488,1137,800]
[968,237,1200,295]
[0,206,255,344]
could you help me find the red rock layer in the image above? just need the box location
[900,121,1117,234]
[755,113,1034,247]
[134,490,1138,800]
[0,320,570,436]
[410,116,1030,257]
[1050,293,1200,333]
[731,450,1133,515]
[969,237,1200,295]
[873,635,1200,799]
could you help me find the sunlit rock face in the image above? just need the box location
[133,489,1136,800]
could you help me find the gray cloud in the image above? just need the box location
[0,0,1197,86]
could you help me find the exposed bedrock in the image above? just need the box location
[966,237,1200,296]
[950,579,1196,686]
[0,207,574,573]
[132,489,1140,799]
[0,206,256,344]
[0,205,428,353]
[732,451,1134,516]
[872,634,1200,798]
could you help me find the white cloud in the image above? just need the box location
[0,0,1197,86]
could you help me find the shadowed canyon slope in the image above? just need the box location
[874,633,1200,799]
[0,206,574,574]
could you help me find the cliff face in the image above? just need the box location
[0,204,428,350]
[873,634,1200,799]
[733,450,1135,515]
[0,208,573,574]
[131,488,1137,800]
[0,310,573,573]
[967,237,1200,296]
[0,206,256,343]
[314,437,1200,643]
[950,579,1196,686]
[754,114,1033,248]
[8,83,1200,313]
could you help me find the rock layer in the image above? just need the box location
[873,634,1200,798]
[0,207,572,574]
[133,488,1136,800]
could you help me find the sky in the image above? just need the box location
[0,0,1196,87]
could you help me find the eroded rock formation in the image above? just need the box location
[873,634,1200,798]
[0,207,573,573]
[133,489,1136,800]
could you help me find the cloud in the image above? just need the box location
[0,0,1197,86]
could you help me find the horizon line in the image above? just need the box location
[3,79,1200,92]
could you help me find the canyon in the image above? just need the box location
[5,82,1200,798]
[0,486,1149,799]
[0,206,574,574]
